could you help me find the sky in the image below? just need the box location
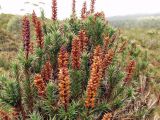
[0,0,160,19]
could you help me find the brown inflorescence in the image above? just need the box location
[41,60,52,82]
[102,49,114,75]
[90,0,96,13]
[71,37,81,70]
[94,12,105,20]
[35,20,44,49]
[81,1,87,19]
[29,41,34,54]
[58,48,70,111]
[0,110,11,120]
[124,60,136,84]
[34,74,46,96]
[102,113,112,120]
[78,30,89,52]
[103,35,110,53]
[85,45,103,108]
[22,16,30,60]
[58,67,71,111]
[58,46,69,68]
[93,45,103,58]
[72,0,76,17]
[110,33,117,45]
[89,45,103,66]
[118,41,128,53]
[32,10,37,27]
[52,0,57,21]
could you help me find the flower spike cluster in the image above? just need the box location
[34,74,46,96]
[124,60,136,84]
[78,30,89,52]
[71,37,81,70]
[81,1,87,19]
[58,46,70,111]
[85,45,103,108]
[52,0,57,21]
[35,20,44,49]
[22,16,30,59]
[41,60,52,82]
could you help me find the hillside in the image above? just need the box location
[0,14,22,74]
[109,13,160,21]
[109,13,160,29]
[108,14,160,79]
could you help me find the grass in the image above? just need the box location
[0,58,10,70]
[122,28,160,78]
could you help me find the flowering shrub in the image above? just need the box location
[0,0,156,120]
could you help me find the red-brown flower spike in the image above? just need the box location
[94,12,105,20]
[41,60,52,82]
[102,113,112,120]
[85,45,103,108]
[52,0,57,21]
[118,41,128,53]
[58,68,70,111]
[29,41,34,54]
[22,16,30,59]
[90,45,103,65]
[90,0,96,13]
[58,46,70,111]
[34,74,46,96]
[110,33,117,44]
[32,10,37,27]
[81,1,87,19]
[71,37,81,70]
[78,30,89,52]
[58,46,69,68]
[0,110,11,120]
[102,49,114,75]
[35,20,44,49]
[72,0,76,17]
[124,60,136,84]
[103,36,110,53]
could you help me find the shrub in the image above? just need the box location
[0,0,157,120]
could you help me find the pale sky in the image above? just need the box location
[0,0,160,19]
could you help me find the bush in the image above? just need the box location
[0,0,158,120]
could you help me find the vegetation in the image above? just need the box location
[0,0,160,120]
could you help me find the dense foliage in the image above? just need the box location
[0,0,159,120]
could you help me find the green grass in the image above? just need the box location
[122,28,160,78]
[0,58,10,70]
